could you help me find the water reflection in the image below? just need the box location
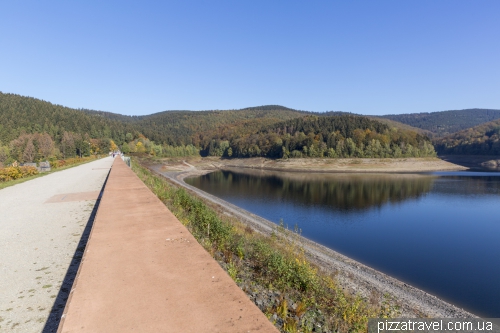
[187,168,434,212]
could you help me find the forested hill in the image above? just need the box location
[85,105,429,147]
[0,93,305,147]
[117,107,307,146]
[379,109,500,137]
[0,92,138,144]
[0,92,436,163]
[205,115,435,158]
[434,118,500,155]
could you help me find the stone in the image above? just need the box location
[39,161,51,172]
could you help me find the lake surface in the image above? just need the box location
[185,168,500,317]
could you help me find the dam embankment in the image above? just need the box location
[148,161,476,319]
[57,157,278,333]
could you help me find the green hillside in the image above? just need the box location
[0,92,136,144]
[379,109,500,137]
[0,93,310,163]
[117,107,307,147]
[434,118,500,155]
[0,92,305,150]
[205,114,435,158]
[0,92,445,163]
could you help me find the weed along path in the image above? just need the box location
[57,157,278,333]
[0,157,113,333]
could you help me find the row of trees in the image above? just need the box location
[0,131,114,166]
[120,135,200,158]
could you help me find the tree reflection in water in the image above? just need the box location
[188,168,434,212]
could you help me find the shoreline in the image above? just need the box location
[146,160,476,318]
[156,156,470,175]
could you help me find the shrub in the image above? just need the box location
[0,166,38,182]
[50,156,96,169]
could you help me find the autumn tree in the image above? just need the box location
[110,140,118,152]
[0,143,9,166]
[61,131,75,158]
[22,138,36,162]
[35,133,54,159]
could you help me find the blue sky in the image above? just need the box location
[1,1,499,115]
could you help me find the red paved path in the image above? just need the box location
[58,157,278,333]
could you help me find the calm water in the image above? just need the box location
[185,168,500,317]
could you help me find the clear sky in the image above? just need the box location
[1,1,499,116]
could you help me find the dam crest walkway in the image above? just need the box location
[57,157,277,332]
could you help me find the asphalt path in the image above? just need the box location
[0,157,113,333]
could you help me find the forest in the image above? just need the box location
[7,91,500,166]
[379,108,500,137]
[202,115,435,158]
[434,118,500,155]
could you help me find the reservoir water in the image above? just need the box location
[185,169,500,317]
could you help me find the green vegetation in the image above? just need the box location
[0,92,135,145]
[379,109,500,137]
[11,91,500,158]
[96,106,307,147]
[1,92,437,164]
[206,115,436,158]
[0,93,121,166]
[434,118,500,155]
[132,159,400,333]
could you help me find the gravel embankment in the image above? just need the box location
[0,157,113,333]
[149,162,476,318]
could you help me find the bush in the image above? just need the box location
[50,156,96,169]
[173,188,232,249]
[0,166,38,182]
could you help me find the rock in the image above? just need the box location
[39,161,51,172]
[481,160,499,168]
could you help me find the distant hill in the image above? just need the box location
[379,109,500,137]
[209,114,436,158]
[0,93,306,147]
[101,107,308,147]
[0,92,436,161]
[0,93,311,157]
[0,92,136,145]
[240,105,304,112]
[366,116,434,137]
[434,118,500,155]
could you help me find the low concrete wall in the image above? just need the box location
[57,157,277,333]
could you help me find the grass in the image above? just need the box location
[132,159,400,333]
[0,156,104,190]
